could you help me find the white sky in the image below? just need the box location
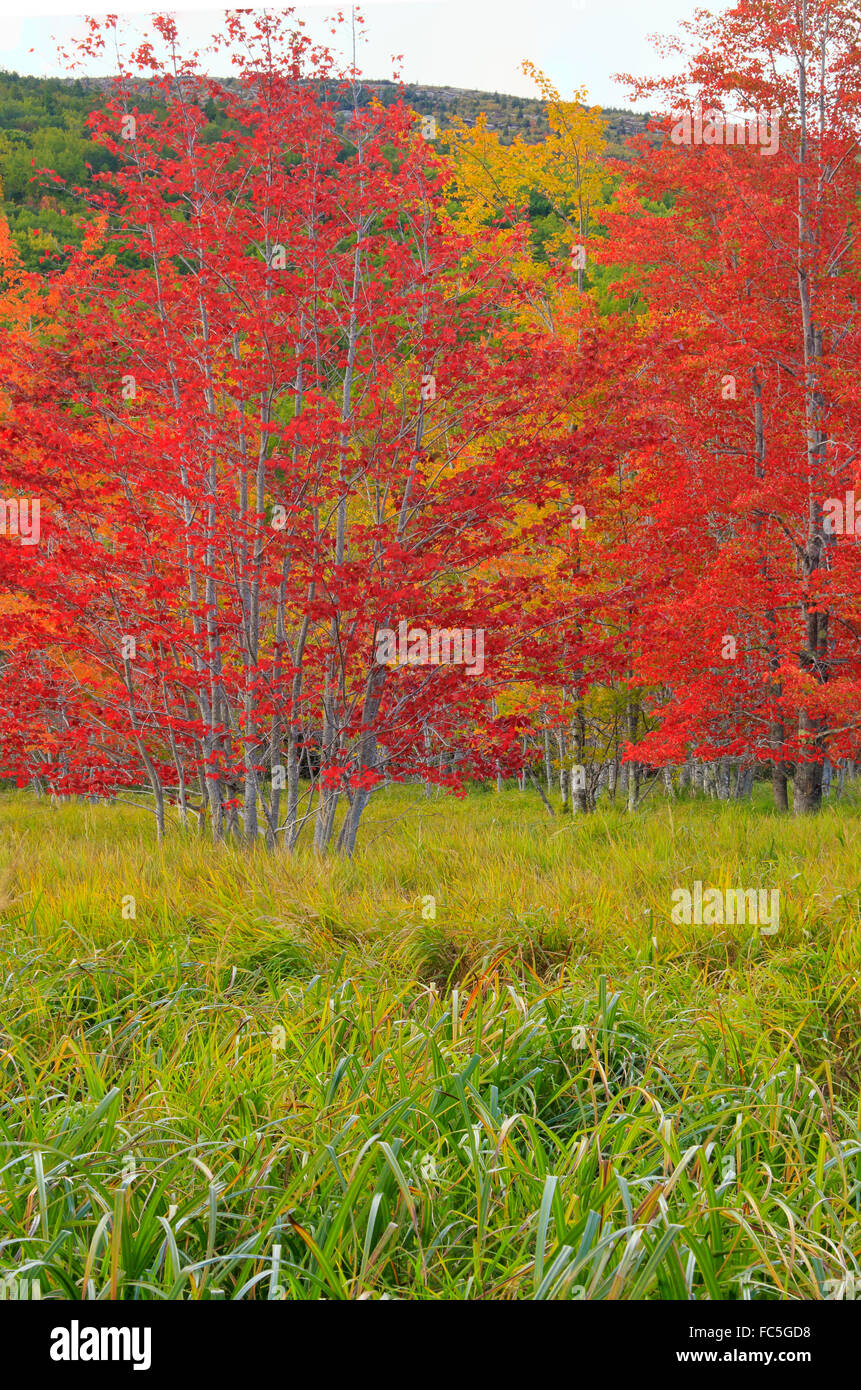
[0,0,727,109]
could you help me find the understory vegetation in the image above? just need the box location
[1,787,859,1300]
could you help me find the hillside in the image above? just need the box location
[0,71,648,270]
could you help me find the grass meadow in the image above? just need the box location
[1,784,860,1300]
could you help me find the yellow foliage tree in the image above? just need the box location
[445,67,618,793]
[446,63,608,297]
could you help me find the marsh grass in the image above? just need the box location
[0,786,859,1299]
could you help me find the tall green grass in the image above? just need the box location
[0,787,859,1299]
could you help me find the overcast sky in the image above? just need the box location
[0,1,728,109]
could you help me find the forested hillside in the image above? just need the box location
[0,70,647,270]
